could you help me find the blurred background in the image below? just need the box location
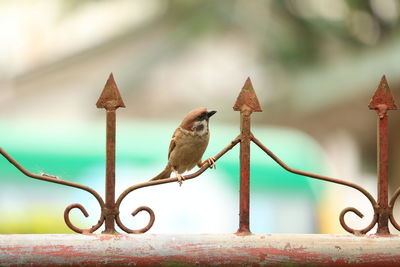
[1,0,400,234]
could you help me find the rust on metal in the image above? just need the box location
[0,148,105,234]
[369,75,397,235]
[96,73,126,109]
[233,77,263,113]
[0,73,240,235]
[2,73,400,237]
[389,187,400,230]
[251,135,378,235]
[94,73,241,234]
[96,73,125,234]
[368,75,397,115]
[230,75,400,236]
[114,136,241,234]
[233,77,262,235]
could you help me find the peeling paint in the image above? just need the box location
[1,234,400,266]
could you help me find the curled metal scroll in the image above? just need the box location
[0,148,105,234]
[64,204,105,234]
[389,187,400,230]
[251,135,378,234]
[114,136,241,234]
[115,206,155,234]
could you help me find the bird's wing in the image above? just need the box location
[167,128,179,159]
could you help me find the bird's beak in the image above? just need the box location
[207,110,217,118]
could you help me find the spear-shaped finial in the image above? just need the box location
[96,73,126,110]
[369,75,397,235]
[369,75,397,118]
[233,77,263,236]
[97,73,125,234]
[233,77,262,113]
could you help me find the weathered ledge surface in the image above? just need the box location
[1,234,400,266]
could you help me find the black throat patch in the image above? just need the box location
[195,124,204,132]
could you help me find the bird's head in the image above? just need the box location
[180,107,217,135]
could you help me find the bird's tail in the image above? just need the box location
[149,166,172,181]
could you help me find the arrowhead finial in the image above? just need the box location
[369,75,397,111]
[233,77,262,113]
[96,73,126,109]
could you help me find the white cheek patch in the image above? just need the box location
[193,120,208,135]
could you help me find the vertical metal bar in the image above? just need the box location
[376,110,390,235]
[103,108,117,234]
[233,78,262,235]
[96,73,125,235]
[368,75,397,235]
[237,109,252,235]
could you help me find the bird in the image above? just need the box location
[150,107,217,185]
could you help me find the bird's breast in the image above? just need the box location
[169,130,209,173]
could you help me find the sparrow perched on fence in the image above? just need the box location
[150,107,217,185]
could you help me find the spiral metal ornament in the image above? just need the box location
[251,135,379,235]
[1,137,240,234]
[113,137,241,234]
[388,187,400,230]
[339,207,378,235]
[64,203,105,234]
[1,148,106,234]
[115,206,155,234]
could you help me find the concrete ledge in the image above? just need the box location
[1,234,400,266]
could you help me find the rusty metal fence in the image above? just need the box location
[1,74,399,236]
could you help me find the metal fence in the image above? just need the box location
[0,74,398,236]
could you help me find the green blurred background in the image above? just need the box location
[1,0,400,234]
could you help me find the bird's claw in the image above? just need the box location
[206,157,216,169]
[177,173,184,186]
